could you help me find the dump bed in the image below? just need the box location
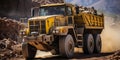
[74,13,104,29]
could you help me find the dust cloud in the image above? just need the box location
[101,15,120,53]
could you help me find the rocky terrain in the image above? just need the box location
[108,50,120,60]
[0,17,26,60]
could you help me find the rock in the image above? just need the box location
[11,44,22,55]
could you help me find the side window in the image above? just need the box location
[67,7,72,16]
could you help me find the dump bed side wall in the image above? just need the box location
[75,13,104,29]
[82,13,104,29]
[74,13,104,34]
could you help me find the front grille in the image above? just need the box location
[29,21,40,33]
[29,20,46,34]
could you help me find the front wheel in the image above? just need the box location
[22,43,37,59]
[59,34,75,58]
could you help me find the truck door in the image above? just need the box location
[66,6,74,25]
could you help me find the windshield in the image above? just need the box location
[39,6,65,16]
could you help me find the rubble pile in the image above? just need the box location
[0,17,26,41]
[0,17,26,59]
[108,50,120,60]
[0,38,22,60]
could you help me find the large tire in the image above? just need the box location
[22,43,37,59]
[93,34,102,53]
[59,35,75,58]
[83,34,94,54]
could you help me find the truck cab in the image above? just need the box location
[31,3,77,26]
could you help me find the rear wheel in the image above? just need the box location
[93,34,102,53]
[59,34,74,58]
[22,43,37,59]
[83,34,94,54]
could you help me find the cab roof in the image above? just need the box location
[40,3,74,7]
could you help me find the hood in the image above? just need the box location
[28,15,63,20]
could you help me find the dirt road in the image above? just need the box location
[10,48,113,60]
[10,53,113,60]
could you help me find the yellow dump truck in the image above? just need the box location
[21,3,104,59]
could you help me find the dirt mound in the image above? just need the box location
[0,17,26,41]
[0,17,26,60]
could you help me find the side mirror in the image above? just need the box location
[31,7,39,17]
[31,8,34,17]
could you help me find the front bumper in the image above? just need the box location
[22,34,53,51]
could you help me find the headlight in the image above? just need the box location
[20,30,26,36]
[52,27,67,34]
[20,28,29,36]
[52,29,59,34]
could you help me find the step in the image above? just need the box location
[77,45,83,48]
[77,40,83,42]
[77,34,83,40]
[77,40,83,48]
[77,34,83,36]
